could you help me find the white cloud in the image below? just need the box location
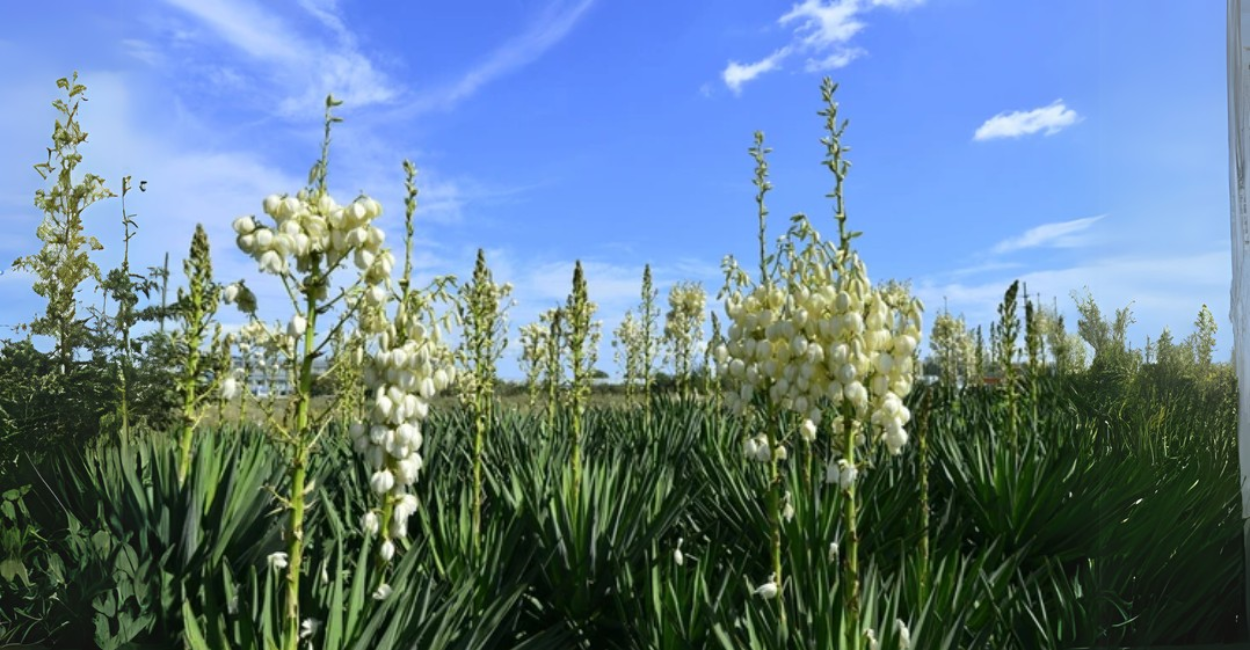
[991,214,1105,254]
[405,176,537,225]
[803,47,865,72]
[973,100,1081,141]
[869,0,925,8]
[722,0,924,93]
[122,39,164,66]
[946,260,1024,278]
[781,0,866,51]
[158,0,398,120]
[724,47,792,95]
[410,0,595,114]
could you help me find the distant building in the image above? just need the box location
[233,354,329,397]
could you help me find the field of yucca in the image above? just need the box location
[0,74,1244,650]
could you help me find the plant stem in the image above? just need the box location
[842,402,860,650]
[472,392,485,554]
[283,290,318,650]
[177,337,200,485]
[917,389,932,604]
[765,405,786,627]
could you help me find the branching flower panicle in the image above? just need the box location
[663,281,706,398]
[351,160,456,558]
[518,321,549,407]
[612,310,644,400]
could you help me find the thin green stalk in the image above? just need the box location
[117,176,136,437]
[763,405,786,628]
[177,336,201,484]
[571,405,582,503]
[640,265,657,427]
[917,389,932,604]
[803,438,813,490]
[283,291,318,650]
[841,402,861,650]
[750,133,772,289]
[473,393,486,554]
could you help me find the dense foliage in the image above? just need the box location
[0,368,1242,649]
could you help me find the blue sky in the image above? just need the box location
[0,1,1232,377]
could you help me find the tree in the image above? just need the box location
[1186,303,1218,376]
[1155,326,1190,375]
[1072,287,1139,375]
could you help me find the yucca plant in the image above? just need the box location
[18,427,283,648]
[454,248,512,553]
[562,261,600,500]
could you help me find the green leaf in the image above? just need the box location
[183,598,212,650]
[0,557,29,586]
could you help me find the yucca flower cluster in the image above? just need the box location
[717,247,922,461]
[353,303,456,550]
[517,321,548,407]
[612,310,644,396]
[232,191,392,284]
[664,281,706,393]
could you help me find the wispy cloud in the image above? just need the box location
[991,214,1105,254]
[946,260,1024,279]
[721,0,923,94]
[724,47,792,95]
[157,0,398,119]
[974,100,1081,141]
[410,0,595,114]
[408,176,540,225]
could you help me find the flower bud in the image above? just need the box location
[259,250,284,274]
[288,314,307,338]
[221,376,240,401]
[233,216,257,235]
[262,194,282,215]
[361,511,380,536]
[370,469,395,495]
[800,418,817,442]
[753,575,779,599]
[896,619,911,650]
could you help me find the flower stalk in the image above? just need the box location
[718,79,922,647]
[564,261,600,501]
[456,248,511,553]
[175,224,223,485]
